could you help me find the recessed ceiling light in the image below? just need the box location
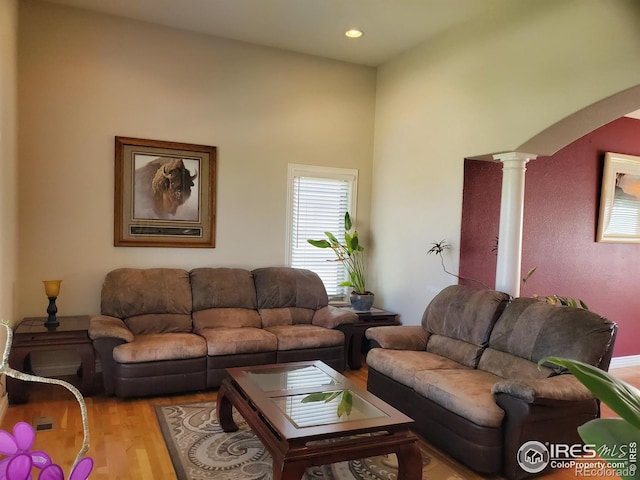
[345,29,363,39]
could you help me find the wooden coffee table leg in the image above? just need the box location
[396,440,423,480]
[272,458,306,480]
[216,381,239,432]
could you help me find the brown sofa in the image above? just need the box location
[89,267,357,398]
[365,285,617,480]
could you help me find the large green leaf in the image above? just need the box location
[344,212,352,231]
[350,234,359,252]
[301,392,333,403]
[307,239,330,248]
[578,418,639,480]
[325,231,340,246]
[543,357,640,430]
[336,391,353,417]
[344,232,353,252]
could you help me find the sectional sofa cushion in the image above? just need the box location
[264,325,344,351]
[197,327,277,356]
[366,349,468,389]
[422,285,509,367]
[413,368,506,428]
[259,307,315,327]
[113,333,206,363]
[481,297,615,379]
[254,267,329,327]
[191,268,261,329]
[101,268,193,334]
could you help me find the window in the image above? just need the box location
[286,164,358,301]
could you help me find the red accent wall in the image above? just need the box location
[460,117,640,357]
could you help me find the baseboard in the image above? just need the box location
[610,355,640,369]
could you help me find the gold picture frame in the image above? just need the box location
[114,137,217,247]
[597,152,640,243]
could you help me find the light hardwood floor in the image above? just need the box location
[2,365,638,480]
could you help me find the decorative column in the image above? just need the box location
[493,152,537,296]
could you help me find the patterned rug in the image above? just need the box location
[155,401,477,480]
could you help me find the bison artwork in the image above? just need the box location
[133,156,199,220]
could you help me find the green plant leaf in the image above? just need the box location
[344,212,352,231]
[351,234,359,252]
[302,392,334,403]
[522,266,537,284]
[542,357,640,430]
[580,299,589,310]
[307,239,330,248]
[323,391,342,403]
[338,281,354,287]
[342,391,353,415]
[325,232,339,245]
[337,391,353,417]
[344,232,353,252]
[577,418,639,480]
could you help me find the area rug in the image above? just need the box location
[155,401,477,480]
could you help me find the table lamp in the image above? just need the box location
[43,280,62,328]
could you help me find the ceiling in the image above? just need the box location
[41,0,510,66]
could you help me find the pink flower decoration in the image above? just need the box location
[0,422,51,477]
[0,423,93,479]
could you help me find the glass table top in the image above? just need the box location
[227,361,407,437]
[271,389,387,428]
[246,364,340,392]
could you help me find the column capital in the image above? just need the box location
[492,151,538,163]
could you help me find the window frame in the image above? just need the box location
[285,163,358,302]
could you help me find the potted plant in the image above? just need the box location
[308,212,374,311]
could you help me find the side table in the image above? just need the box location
[342,307,400,369]
[7,315,95,404]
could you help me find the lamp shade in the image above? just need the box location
[43,280,62,297]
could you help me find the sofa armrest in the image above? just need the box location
[365,326,427,351]
[492,374,594,404]
[495,376,600,479]
[312,306,358,329]
[89,315,134,343]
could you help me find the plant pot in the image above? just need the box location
[350,292,375,312]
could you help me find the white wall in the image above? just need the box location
[18,1,376,319]
[372,0,640,325]
[0,0,18,419]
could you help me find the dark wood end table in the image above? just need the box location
[341,307,400,369]
[217,361,422,480]
[7,315,95,404]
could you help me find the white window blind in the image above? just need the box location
[287,165,358,300]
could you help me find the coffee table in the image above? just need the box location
[217,360,422,480]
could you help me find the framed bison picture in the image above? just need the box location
[114,137,217,247]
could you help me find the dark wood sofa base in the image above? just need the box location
[115,358,207,398]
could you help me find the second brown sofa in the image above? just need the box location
[365,285,617,480]
[89,266,357,398]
